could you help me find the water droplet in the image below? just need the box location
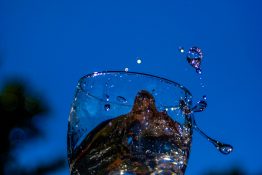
[192,96,207,112]
[124,68,129,72]
[178,46,185,53]
[104,94,110,102]
[116,96,127,103]
[136,58,142,64]
[196,68,202,74]
[104,104,110,111]
[187,46,203,74]
[217,144,233,154]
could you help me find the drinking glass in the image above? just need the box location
[67,71,193,175]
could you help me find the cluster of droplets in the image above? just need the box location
[123,57,142,72]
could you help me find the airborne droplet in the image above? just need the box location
[196,68,202,74]
[104,104,110,111]
[105,94,110,102]
[187,47,203,74]
[178,46,185,53]
[217,144,233,155]
[136,58,142,64]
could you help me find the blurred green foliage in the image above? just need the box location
[0,80,66,175]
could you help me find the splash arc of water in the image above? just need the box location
[192,117,233,155]
[179,97,233,155]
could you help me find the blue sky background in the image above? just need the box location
[1,0,262,174]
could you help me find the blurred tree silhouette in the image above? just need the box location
[204,167,245,175]
[0,80,66,175]
[203,166,262,175]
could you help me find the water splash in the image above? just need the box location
[192,118,233,155]
[191,96,207,112]
[187,47,203,74]
[124,68,129,72]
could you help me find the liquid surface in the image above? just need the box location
[69,90,192,175]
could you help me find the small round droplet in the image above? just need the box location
[116,96,127,103]
[104,104,110,111]
[196,68,202,74]
[124,68,129,72]
[136,58,142,64]
[178,46,185,53]
[105,94,110,102]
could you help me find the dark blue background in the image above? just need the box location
[1,0,262,174]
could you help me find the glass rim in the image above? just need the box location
[79,70,192,97]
